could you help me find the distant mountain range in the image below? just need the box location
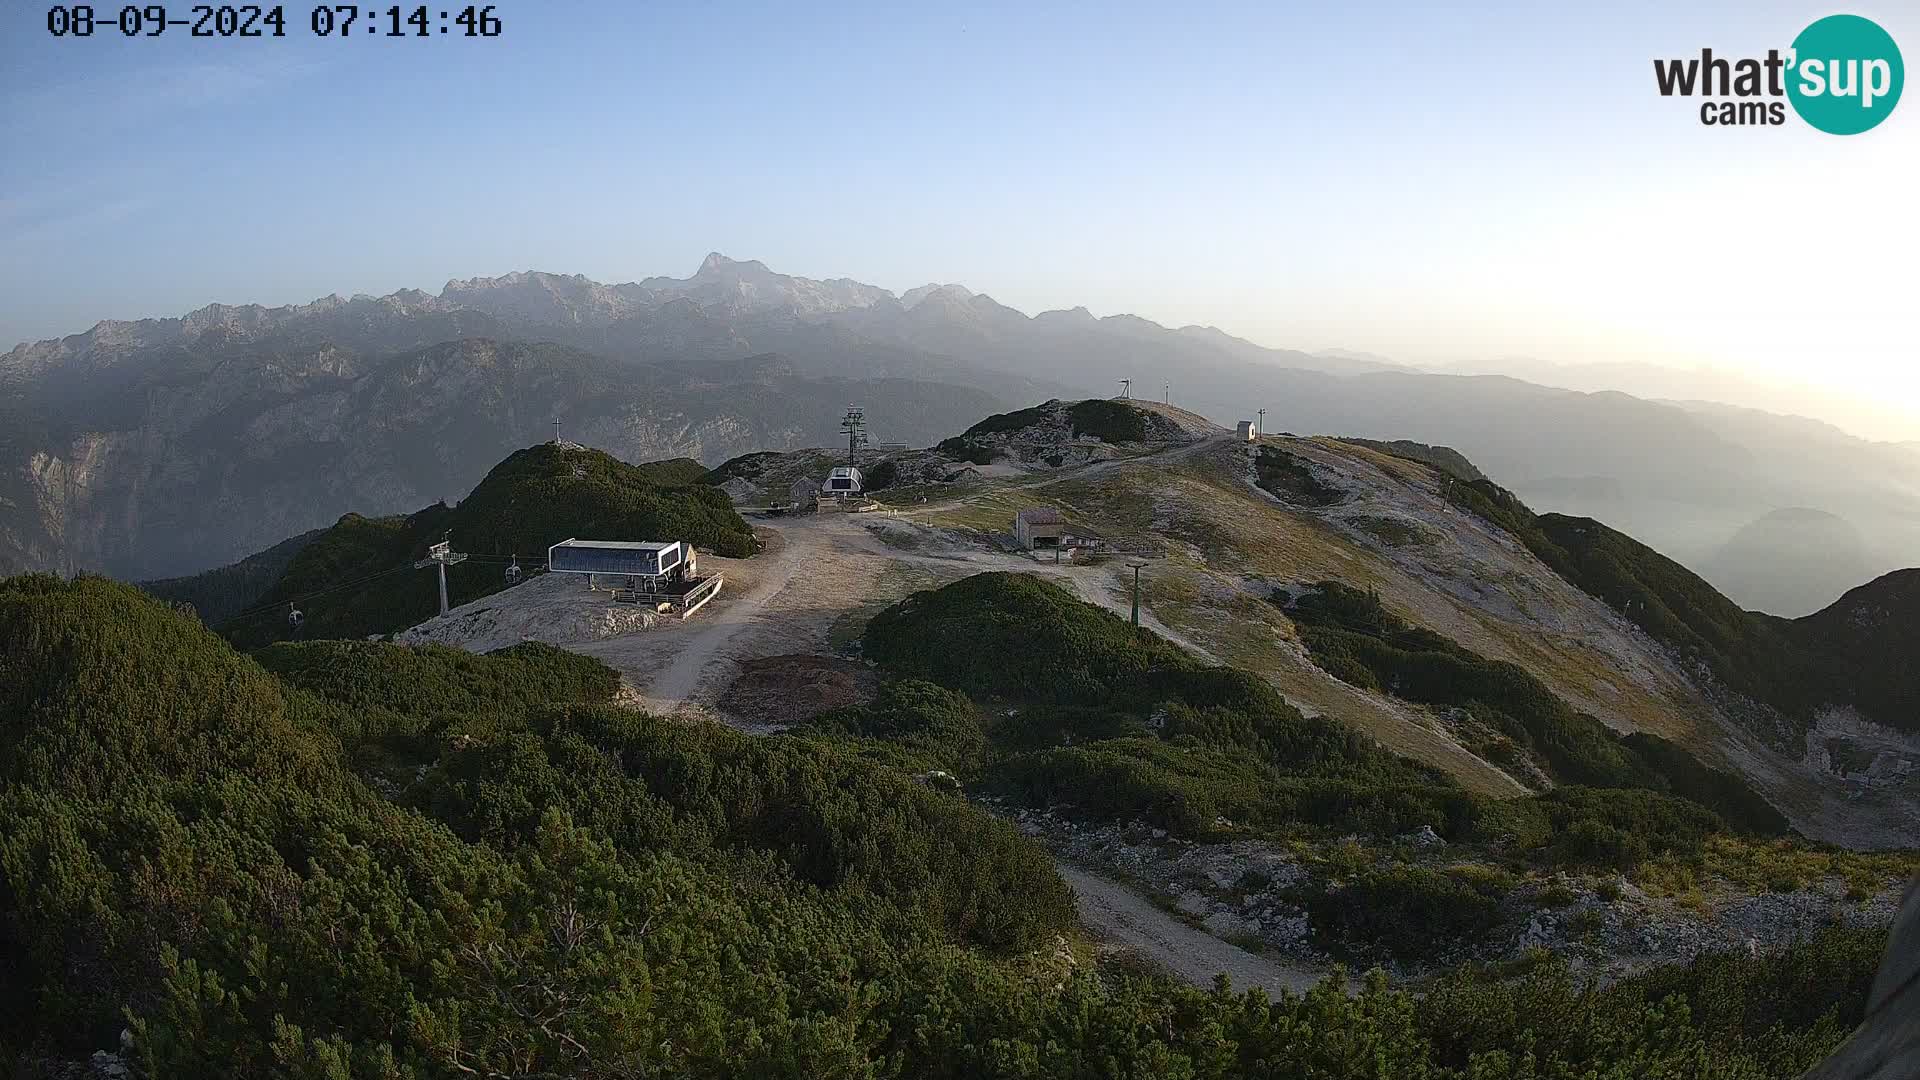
[5,253,1916,611]
[1434,355,1920,446]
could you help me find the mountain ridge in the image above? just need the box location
[7,254,1919,615]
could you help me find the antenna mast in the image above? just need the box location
[839,405,867,466]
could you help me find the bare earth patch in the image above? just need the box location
[715,654,879,730]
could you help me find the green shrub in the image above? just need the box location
[1066,399,1149,442]
[935,435,998,465]
[0,574,1890,1078]
[1254,447,1345,506]
[794,678,986,775]
[1300,865,1503,965]
[423,705,1071,953]
[960,403,1053,437]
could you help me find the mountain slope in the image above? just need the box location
[220,441,754,647]
[872,420,1917,847]
[9,252,1919,609]
[0,579,1887,1080]
[136,526,326,625]
[2,336,997,579]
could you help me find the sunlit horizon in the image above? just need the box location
[4,0,1915,440]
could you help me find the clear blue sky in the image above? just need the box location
[3,2,1914,433]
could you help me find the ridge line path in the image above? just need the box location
[1055,862,1328,997]
[604,438,1227,717]
[574,522,817,716]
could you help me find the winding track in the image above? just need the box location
[1056,863,1328,997]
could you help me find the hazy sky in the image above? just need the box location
[3,2,1915,437]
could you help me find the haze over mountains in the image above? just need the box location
[4,253,1914,615]
[1436,356,1920,446]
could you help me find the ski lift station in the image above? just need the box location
[1013,507,1066,550]
[545,539,722,618]
[825,465,863,495]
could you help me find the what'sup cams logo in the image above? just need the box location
[1654,13,1904,133]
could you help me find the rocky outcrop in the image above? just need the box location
[1010,805,1909,984]
[1804,876,1920,1080]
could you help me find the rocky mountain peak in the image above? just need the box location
[696,252,771,278]
[901,283,975,309]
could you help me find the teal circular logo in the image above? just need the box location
[1787,14,1904,134]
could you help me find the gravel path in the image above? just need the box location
[620,529,811,713]
[1055,862,1328,997]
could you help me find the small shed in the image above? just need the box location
[1235,420,1256,441]
[789,477,822,509]
[826,465,863,495]
[1013,507,1066,550]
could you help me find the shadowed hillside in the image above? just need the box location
[0,573,1898,1077]
[222,442,754,647]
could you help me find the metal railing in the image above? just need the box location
[610,573,724,619]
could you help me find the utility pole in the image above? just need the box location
[1163,382,1169,405]
[414,538,469,616]
[1256,408,1266,438]
[1127,561,1147,626]
[552,419,562,444]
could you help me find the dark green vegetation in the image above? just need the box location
[626,455,711,486]
[1064,398,1149,442]
[225,443,754,647]
[1419,464,1920,740]
[1337,437,1488,482]
[442,443,754,559]
[256,638,622,783]
[1284,580,1789,835]
[1349,514,1436,548]
[792,678,986,775]
[0,572,1894,1078]
[1253,445,1346,506]
[258,638,619,717]
[858,573,1787,875]
[935,402,1052,463]
[137,526,326,625]
[936,436,1000,465]
[956,402,1053,438]
[937,398,1155,464]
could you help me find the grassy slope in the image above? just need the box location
[910,432,1914,832]
[850,573,1880,900]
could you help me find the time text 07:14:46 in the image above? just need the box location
[46,5,502,38]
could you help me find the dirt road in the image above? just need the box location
[616,528,813,713]
[1054,863,1328,997]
